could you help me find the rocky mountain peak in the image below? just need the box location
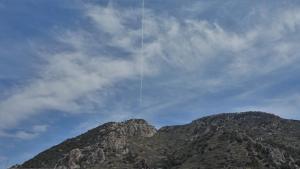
[122,119,157,137]
[96,118,157,138]
[12,112,300,169]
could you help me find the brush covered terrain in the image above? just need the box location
[12,112,300,169]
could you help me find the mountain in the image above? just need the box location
[11,111,300,169]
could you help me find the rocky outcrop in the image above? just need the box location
[13,112,300,169]
[18,119,156,169]
[54,146,105,169]
[53,119,156,169]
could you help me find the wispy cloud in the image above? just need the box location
[1,2,300,138]
[0,125,48,140]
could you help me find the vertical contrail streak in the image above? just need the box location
[139,0,144,107]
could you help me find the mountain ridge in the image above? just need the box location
[11,111,300,169]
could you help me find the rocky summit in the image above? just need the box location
[11,112,300,169]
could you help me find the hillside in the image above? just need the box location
[11,112,300,169]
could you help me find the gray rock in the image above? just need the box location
[12,112,300,169]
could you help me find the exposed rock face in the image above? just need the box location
[17,119,156,169]
[13,112,300,169]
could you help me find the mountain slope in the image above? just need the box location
[11,112,300,169]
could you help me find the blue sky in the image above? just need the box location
[1,0,300,167]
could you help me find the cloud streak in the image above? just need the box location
[1,2,300,137]
[0,125,48,140]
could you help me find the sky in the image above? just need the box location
[1,0,300,167]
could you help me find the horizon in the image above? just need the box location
[1,0,300,167]
[5,110,297,167]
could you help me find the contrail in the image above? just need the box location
[139,0,144,107]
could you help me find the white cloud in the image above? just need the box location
[14,131,38,140]
[0,51,144,130]
[1,3,300,135]
[32,124,48,133]
[0,125,48,140]
[0,4,151,132]
[86,5,125,34]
